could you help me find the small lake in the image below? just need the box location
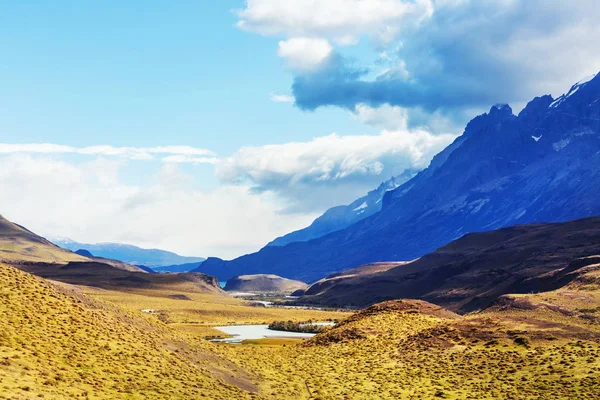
[213,323,334,344]
[218,281,227,288]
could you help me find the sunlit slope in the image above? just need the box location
[0,263,257,399]
[0,215,87,264]
[223,298,600,399]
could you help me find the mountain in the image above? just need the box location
[0,214,88,264]
[152,262,204,273]
[195,73,600,282]
[267,169,419,247]
[299,216,600,312]
[52,238,205,267]
[224,274,308,293]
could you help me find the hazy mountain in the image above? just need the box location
[194,73,600,282]
[267,169,419,247]
[152,262,204,273]
[52,238,205,268]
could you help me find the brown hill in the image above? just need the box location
[19,261,224,294]
[300,217,600,313]
[224,274,308,293]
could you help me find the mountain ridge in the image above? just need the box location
[266,168,419,247]
[298,216,600,312]
[194,72,600,282]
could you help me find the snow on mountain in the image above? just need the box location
[195,72,600,283]
[266,168,419,248]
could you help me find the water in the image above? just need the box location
[218,281,227,288]
[212,324,318,344]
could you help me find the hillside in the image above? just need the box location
[19,261,224,295]
[267,169,418,247]
[224,274,308,293]
[0,263,257,399]
[227,295,600,398]
[0,215,88,265]
[53,238,205,268]
[299,217,600,312]
[195,73,600,282]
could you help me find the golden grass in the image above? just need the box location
[82,286,351,331]
[214,300,600,399]
[4,258,600,399]
[0,237,87,264]
[0,263,257,399]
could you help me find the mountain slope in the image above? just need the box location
[300,216,600,312]
[18,261,224,294]
[195,73,600,282]
[0,263,256,398]
[52,238,205,267]
[0,215,88,264]
[267,169,418,247]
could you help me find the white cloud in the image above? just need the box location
[161,155,219,164]
[269,92,296,103]
[354,104,409,130]
[277,38,333,72]
[0,143,216,163]
[235,0,434,45]
[0,154,315,259]
[216,129,455,211]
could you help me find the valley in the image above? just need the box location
[3,210,600,398]
[3,69,600,398]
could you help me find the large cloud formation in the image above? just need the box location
[216,129,454,212]
[237,0,600,128]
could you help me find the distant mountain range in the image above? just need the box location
[52,238,205,269]
[267,169,419,247]
[195,72,600,282]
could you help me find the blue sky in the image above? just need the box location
[0,1,372,151]
[1,0,599,258]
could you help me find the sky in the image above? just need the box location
[1,0,599,258]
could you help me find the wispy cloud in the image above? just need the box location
[269,92,296,104]
[0,143,217,163]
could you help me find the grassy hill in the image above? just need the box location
[0,215,88,265]
[0,262,257,399]
[224,295,600,398]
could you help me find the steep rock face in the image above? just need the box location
[267,169,419,247]
[196,73,600,283]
